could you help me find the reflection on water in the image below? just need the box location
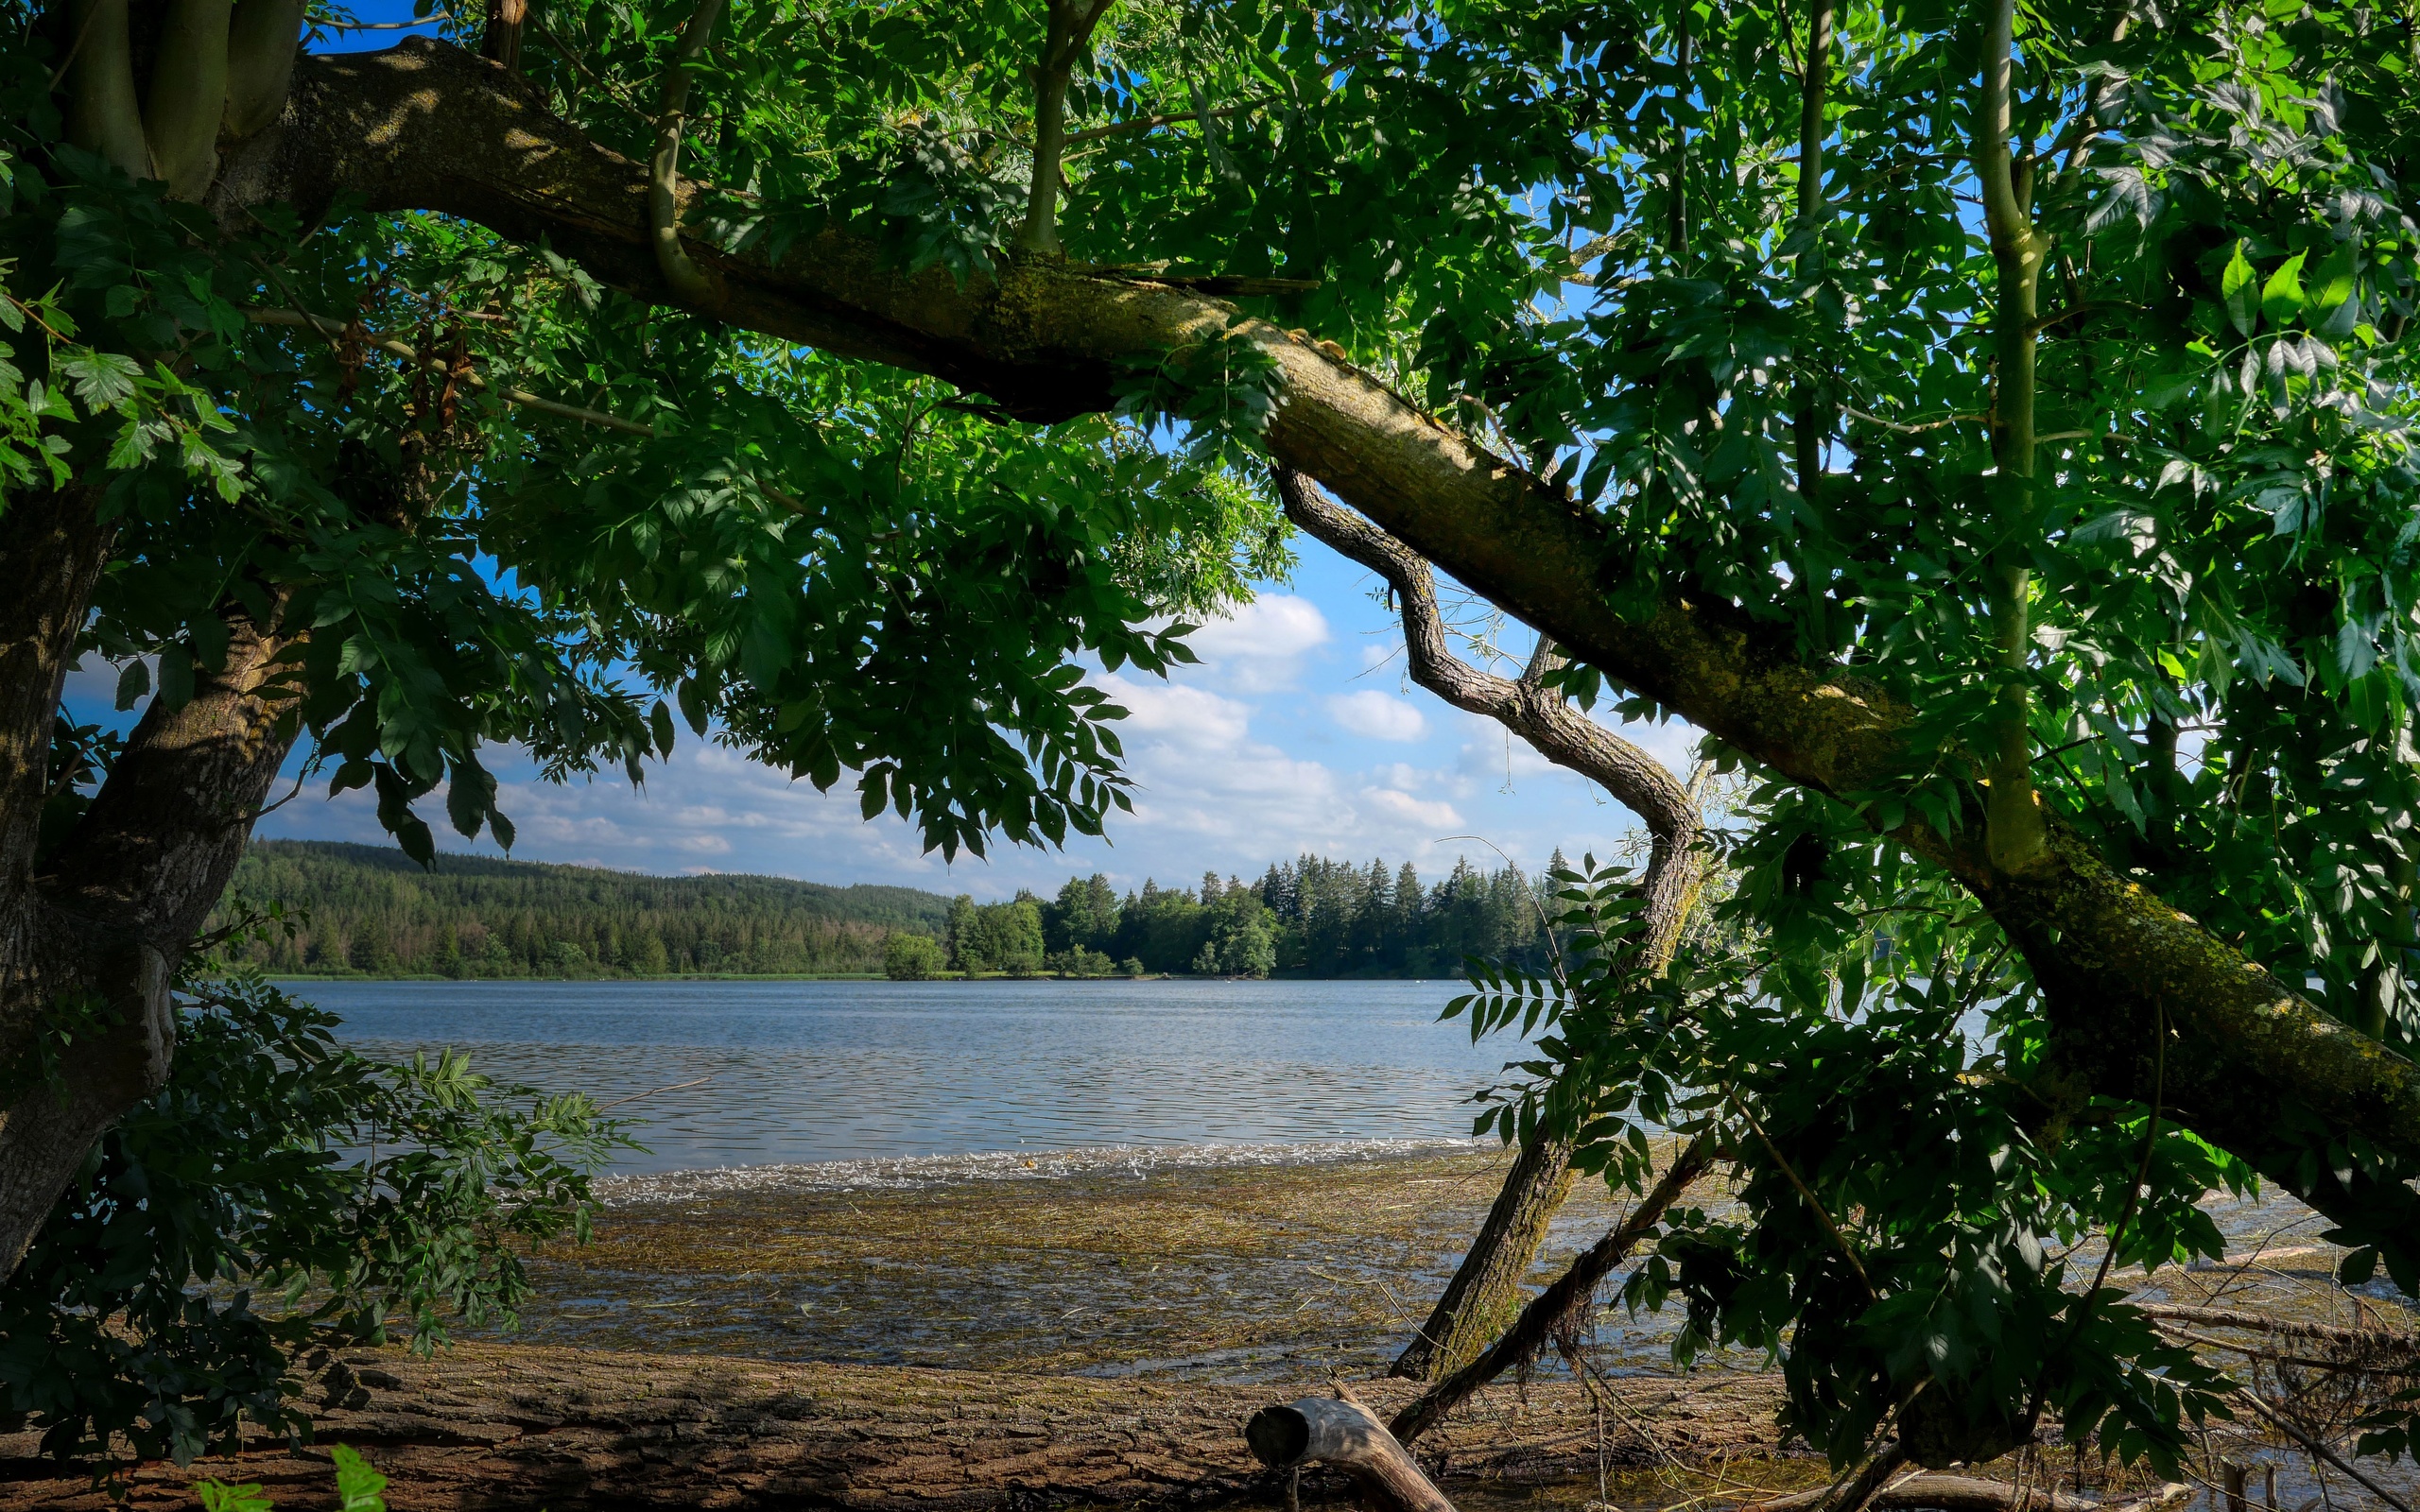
[301,977,1518,1173]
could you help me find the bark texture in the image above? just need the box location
[1245,1395,1455,1512]
[1390,1134,1578,1382]
[0,1345,1803,1510]
[0,482,302,1275]
[202,39,2420,1260]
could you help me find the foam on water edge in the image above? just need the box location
[593,1135,1486,1205]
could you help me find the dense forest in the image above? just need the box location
[222,842,955,978]
[971,855,1562,978]
[219,842,1563,980]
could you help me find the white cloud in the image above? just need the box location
[1184,595,1329,692]
[1362,787,1462,831]
[1327,690,1428,742]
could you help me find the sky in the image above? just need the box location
[47,7,1706,903]
[61,548,1703,902]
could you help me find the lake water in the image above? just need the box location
[301,977,1520,1174]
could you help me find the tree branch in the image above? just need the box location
[1390,1132,1717,1444]
[216,40,2420,1261]
[1973,0,2049,875]
[1016,0,1116,255]
[648,0,726,306]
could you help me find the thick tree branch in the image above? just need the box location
[1390,1132,1717,1445]
[216,40,2420,1251]
[42,602,302,948]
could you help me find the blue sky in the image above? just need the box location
[62,551,1701,902]
[51,10,1705,902]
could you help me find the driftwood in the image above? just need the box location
[2134,1301,2419,1350]
[1746,1474,2192,1512]
[0,1343,1802,1510]
[1247,1395,1455,1512]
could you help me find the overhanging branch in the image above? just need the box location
[215,38,2420,1241]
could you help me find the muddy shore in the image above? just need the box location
[1,1143,2410,1509]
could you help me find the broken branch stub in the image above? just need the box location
[1246,1397,1456,1512]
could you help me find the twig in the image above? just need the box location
[1723,1083,1876,1302]
[2229,1386,2414,1512]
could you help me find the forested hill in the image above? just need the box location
[223,841,953,978]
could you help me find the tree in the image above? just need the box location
[882,931,944,980]
[943,895,982,974]
[8,0,2420,1484]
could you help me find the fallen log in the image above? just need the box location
[1744,1475,2192,1512]
[0,1342,1803,1510]
[2132,1302,2418,1350]
[1247,1394,1454,1512]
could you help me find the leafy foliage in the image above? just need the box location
[0,961,631,1465]
[1452,857,2251,1477]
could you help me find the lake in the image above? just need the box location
[301,977,1520,1174]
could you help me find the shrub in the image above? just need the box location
[883,932,946,980]
[0,969,633,1468]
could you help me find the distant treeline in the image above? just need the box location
[222,842,952,978]
[218,841,1561,981]
[936,853,1562,979]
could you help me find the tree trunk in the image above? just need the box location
[1271,471,1714,1385]
[0,481,301,1277]
[1391,1132,1716,1446]
[1392,1135,1576,1379]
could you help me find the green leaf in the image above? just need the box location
[59,350,141,411]
[113,658,148,711]
[333,1446,389,1512]
[2221,241,2259,336]
[197,1481,275,1512]
[2260,251,2308,327]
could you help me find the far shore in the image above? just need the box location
[255,970,1456,984]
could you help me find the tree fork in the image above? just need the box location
[1016,0,1115,256]
[1390,1132,1717,1445]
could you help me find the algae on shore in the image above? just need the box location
[499,1143,1699,1379]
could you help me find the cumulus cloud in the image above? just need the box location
[1327,690,1428,742]
[218,580,1670,899]
[1183,595,1329,692]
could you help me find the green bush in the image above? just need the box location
[882,931,946,980]
[0,969,633,1467]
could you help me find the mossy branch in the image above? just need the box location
[648,0,727,306]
